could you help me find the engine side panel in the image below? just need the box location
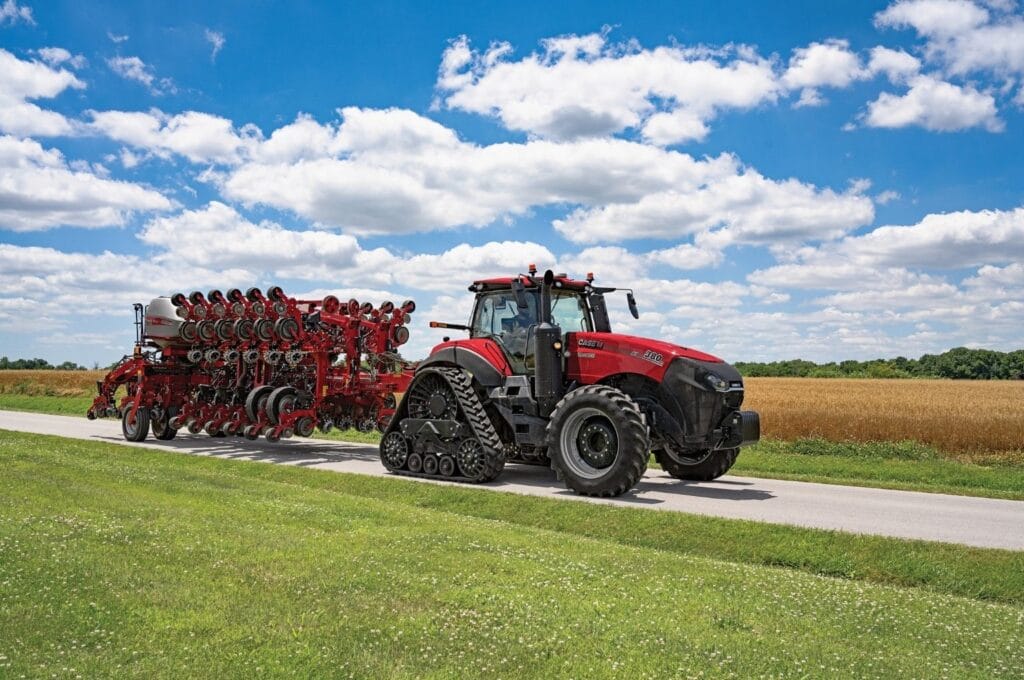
[566,332,722,384]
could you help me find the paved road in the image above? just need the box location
[3,409,1023,550]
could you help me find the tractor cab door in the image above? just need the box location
[470,288,593,374]
[470,290,539,374]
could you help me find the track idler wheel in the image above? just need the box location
[438,455,456,477]
[406,453,423,473]
[422,455,439,475]
[380,432,409,471]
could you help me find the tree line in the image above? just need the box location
[3,346,1024,379]
[0,357,91,371]
[735,347,1024,380]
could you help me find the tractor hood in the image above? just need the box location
[567,331,727,384]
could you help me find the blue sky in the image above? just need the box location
[0,0,1022,365]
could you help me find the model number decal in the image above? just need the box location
[642,350,664,366]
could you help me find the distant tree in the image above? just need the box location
[0,356,88,371]
[736,347,1024,380]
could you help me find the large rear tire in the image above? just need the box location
[655,447,739,481]
[546,385,649,497]
[122,408,150,442]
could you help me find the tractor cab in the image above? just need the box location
[467,273,597,373]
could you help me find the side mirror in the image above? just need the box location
[512,279,529,310]
[626,292,639,319]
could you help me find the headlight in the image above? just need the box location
[704,373,729,392]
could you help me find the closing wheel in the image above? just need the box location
[654,447,740,481]
[380,432,409,471]
[265,386,297,425]
[295,416,315,438]
[245,386,275,422]
[546,385,649,497]
[151,416,178,441]
[122,408,150,442]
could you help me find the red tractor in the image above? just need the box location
[381,268,760,497]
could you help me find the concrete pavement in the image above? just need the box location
[2,409,1022,550]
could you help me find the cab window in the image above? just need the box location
[549,291,591,332]
[471,291,538,339]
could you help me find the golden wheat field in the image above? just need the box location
[2,371,1022,453]
[745,377,1024,453]
[0,370,103,397]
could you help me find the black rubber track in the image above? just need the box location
[546,384,650,497]
[381,366,505,483]
[654,447,740,481]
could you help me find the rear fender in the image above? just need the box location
[420,340,511,388]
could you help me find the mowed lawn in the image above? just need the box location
[1,431,1022,678]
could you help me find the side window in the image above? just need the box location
[472,292,538,338]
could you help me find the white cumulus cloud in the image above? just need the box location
[0,48,84,137]
[863,74,1001,130]
[0,135,172,231]
[435,33,782,145]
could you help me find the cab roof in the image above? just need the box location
[471,274,592,293]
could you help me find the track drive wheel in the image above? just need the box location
[122,407,150,442]
[654,447,740,481]
[546,385,649,497]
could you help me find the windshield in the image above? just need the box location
[550,291,592,332]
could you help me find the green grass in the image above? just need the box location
[732,439,1024,500]
[5,393,1024,500]
[0,392,94,415]
[1,429,1023,678]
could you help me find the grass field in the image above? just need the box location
[1,429,1022,678]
